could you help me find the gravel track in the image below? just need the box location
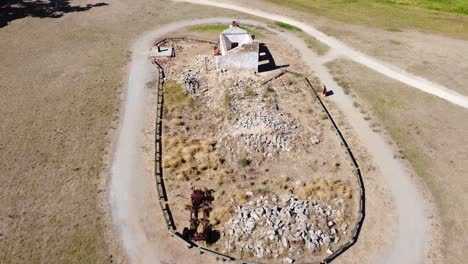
[110,16,430,264]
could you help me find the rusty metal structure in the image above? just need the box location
[183,188,215,242]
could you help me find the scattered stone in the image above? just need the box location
[341,223,348,231]
[334,236,340,244]
[306,241,316,251]
[283,257,294,263]
[311,135,320,145]
[223,195,347,259]
[282,236,289,248]
[181,70,199,95]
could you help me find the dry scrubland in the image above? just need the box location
[213,1,468,262]
[0,1,243,263]
[326,59,468,264]
[157,35,359,262]
[1,0,468,263]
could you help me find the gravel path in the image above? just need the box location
[110,16,430,264]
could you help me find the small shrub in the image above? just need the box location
[265,86,275,94]
[163,80,193,112]
[238,157,250,167]
[257,187,270,195]
[223,89,232,109]
[244,86,255,98]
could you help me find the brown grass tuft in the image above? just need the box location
[162,136,222,181]
[299,178,353,201]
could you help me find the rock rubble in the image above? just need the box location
[181,70,199,95]
[222,194,349,260]
[227,77,298,153]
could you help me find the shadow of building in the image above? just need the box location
[258,43,289,73]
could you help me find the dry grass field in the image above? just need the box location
[204,1,468,262]
[227,0,468,95]
[267,0,468,38]
[155,34,380,262]
[326,59,468,264]
[1,0,468,263]
[0,1,239,263]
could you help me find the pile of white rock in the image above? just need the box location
[228,77,298,153]
[181,70,199,95]
[239,133,291,153]
[222,194,349,261]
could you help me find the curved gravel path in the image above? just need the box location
[110,17,430,264]
[176,0,468,110]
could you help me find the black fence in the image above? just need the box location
[150,38,364,264]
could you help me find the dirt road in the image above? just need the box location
[175,0,468,110]
[111,17,431,264]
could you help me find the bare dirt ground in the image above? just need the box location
[0,1,242,264]
[157,36,359,262]
[171,3,464,261]
[131,23,395,264]
[327,59,467,264]
[1,0,465,264]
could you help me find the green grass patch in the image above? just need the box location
[238,156,251,167]
[382,0,468,15]
[244,86,255,98]
[189,24,227,32]
[163,80,193,111]
[275,21,302,31]
[257,186,270,195]
[241,25,266,38]
[305,37,330,55]
[223,89,232,109]
[188,24,265,38]
[385,27,403,32]
[267,0,468,38]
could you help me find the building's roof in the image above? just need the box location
[221,26,249,35]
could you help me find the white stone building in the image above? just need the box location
[216,25,259,70]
